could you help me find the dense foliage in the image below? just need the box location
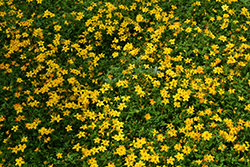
[1,0,250,166]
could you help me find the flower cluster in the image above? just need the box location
[1,0,250,166]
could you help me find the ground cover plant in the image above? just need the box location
[1,0,250,166]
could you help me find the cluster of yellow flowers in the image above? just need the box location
[1,0,250,166]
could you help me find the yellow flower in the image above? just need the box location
[56,153,62,159]
[134,138,146,148]
[114,145,126,156]
[245,121,250,127]
[204,154,214,162]
[11,125,18,132]
[94,137,101,144]
[221,4,228,11]
[202,131,212,141]
[76,131,86,139]
[36,0,42,4]
[140,152,150,161]
[18,144,26,152]
[167,156,175,165]
[136,14,144,22]
[112,52,119,58]
[123,43,133,51]
[174,143,182,151]
[187,105,194,114]
[117,102,127,110]
[182,145,192,155]
[134,161,145,167]
[150,153,160,164]
[218,144,227,151]
[145,113,151,120]
[73,143,81,152]
[156,134,165,142]
[16,78,23,83]
[151,129,159,137]
[160,144,169,152]
[106,162,116,167]
[175,152,184,161]
[112,133,125,141]
[50,114,63,123]
[15,157,25,167]
[149,99,156,105]
[65,125,72,132]
[195,159,202,164]
[12,145,19,154]
[218,35,227,42]
[238,96,244,101]
[21,136,28,142]
[174,102,180,108]
[54,25,61,31]
[163,47,173,55]
[186,27,192,33]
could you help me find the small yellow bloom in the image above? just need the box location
[160,144,169,152]
[16,78,23,83]
[195,159,202,164]
[114,145,126,156]
[73,143,81,152]
[218,144,227,151]
[36,0,43,4]
[238,96,244,101]
[136,14,144,22]
[15,157,25,167]
[175,152,184,161]
[204,154,214,162]
[174,143,182,151]
[202,131,212,141]
[11,125,18,132]
[218,35,227,42]
[21,136,28,142]
[145,113,151,120]
[167,156,175,165]
[65,125,72,132]
[186,27,192,33]
[221,4,229,11]
[112,52,119,58]
[56,153,63,159]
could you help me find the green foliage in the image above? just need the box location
[1,0,250,166]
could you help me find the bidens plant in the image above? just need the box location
[0,0,250,166]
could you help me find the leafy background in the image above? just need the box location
[1,0,250,166]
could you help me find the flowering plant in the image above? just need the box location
[1,0,250,166]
